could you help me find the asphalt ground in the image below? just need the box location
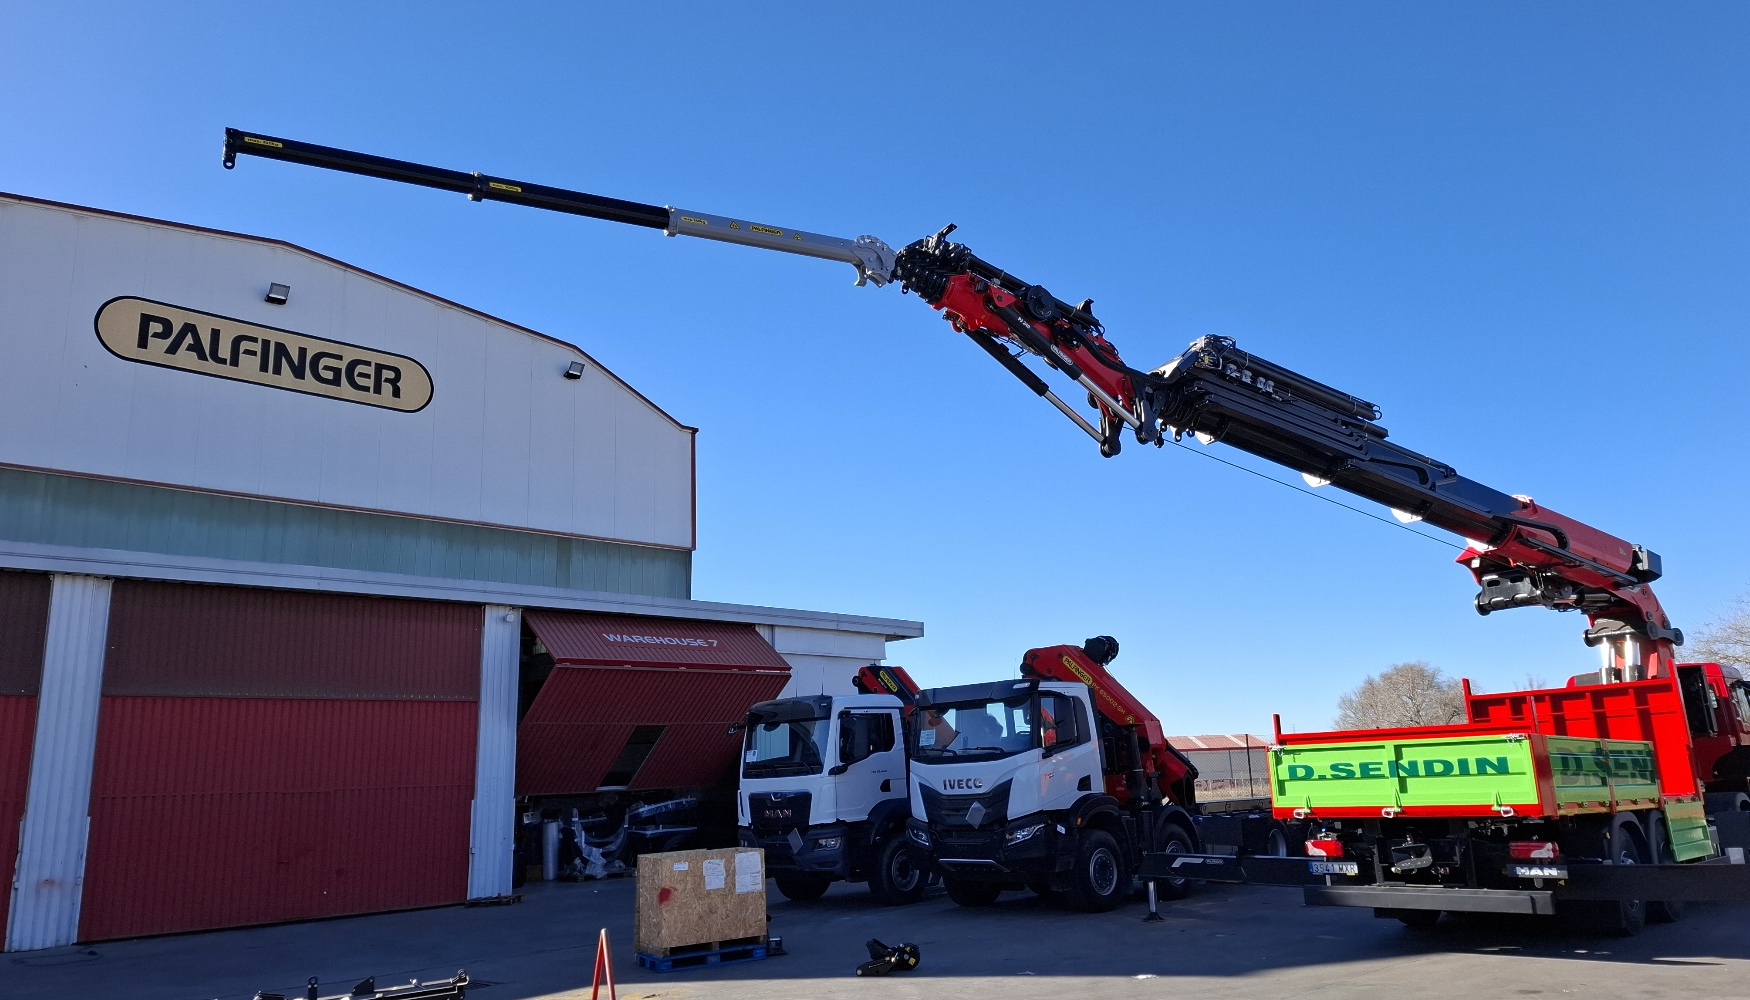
[9,877,1750,1000]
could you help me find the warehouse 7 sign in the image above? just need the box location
[94,296,433,412]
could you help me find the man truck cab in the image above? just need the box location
[736,693,927,904]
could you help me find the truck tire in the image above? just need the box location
[1064,829,1126,912]
[774,875,832,902]
[1152,824,1197,901]
[1644,811,1685,924]
[1381,908,1441,929]
[867,834,927,905]
[1705,791,1750,817]
[944,878,1003,907]
[1568,815,1647,936]
[1262,825,1290,857]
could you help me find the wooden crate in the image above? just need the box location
[634,847,766,956]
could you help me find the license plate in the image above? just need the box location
[1308,861,1360,875]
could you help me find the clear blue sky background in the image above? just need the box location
[5,5,1747,734]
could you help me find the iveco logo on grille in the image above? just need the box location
[941,778,985,791]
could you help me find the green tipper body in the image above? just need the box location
[1273,733,1543,816]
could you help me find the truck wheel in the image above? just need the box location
[944,878,1003,907]
[1064,829,1127,912]
[1381,908,1441,929]
[1569,816,1647,936]
[1152,824,1196,901]
[1644,811,1685,924]
[868,835,927,905]
[1262,826,1290,857]
[774,875,832,902]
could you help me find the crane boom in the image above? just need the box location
[221,128,898,286]
[220,128,1682,677]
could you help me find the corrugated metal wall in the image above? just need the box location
[517,666,788,795]
[0,571,51,946]
[79,581,481,942]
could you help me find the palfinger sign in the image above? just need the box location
[94,296,433,412]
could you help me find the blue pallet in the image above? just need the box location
[635,942,768,973]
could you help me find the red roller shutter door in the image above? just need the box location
[0,571,51,947]
[79,581,481,942]
[517,612,790,795]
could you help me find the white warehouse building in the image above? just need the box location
[0,192,920,949]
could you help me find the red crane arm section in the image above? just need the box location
[1020,645,1195,804]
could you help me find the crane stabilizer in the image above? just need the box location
[221,128,897,286]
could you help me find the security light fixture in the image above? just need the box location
[265,283,290,305]
[564,361,586,380]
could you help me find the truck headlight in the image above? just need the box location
[908,826,931,847]
[1004,823,1046,846]
[813,837,842,850]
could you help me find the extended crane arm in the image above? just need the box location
[221,128,898,286]
[220,129,1680,677]
[892,231,1682,676]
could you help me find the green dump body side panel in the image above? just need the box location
[1545,736,1659,809]
[1664,800,1714,862]
[1273,734,1542,815]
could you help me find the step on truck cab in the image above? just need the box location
[735,673,928,905]
[906,639,1213,912]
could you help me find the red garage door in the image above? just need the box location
[79,582,481,942]
[0,571,50,947]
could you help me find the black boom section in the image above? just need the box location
[223,128,670,229]
[1146,336,1526,544]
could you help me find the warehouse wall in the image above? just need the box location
[0,195,695,551]
[0,467,689,600]
[759,625,891,696]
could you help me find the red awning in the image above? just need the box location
[524,611,790,670]
[517,665,789,795]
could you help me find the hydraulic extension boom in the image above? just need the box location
[222,128,1681,676]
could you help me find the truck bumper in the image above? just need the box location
[909,814,1068,881]
[740,824,851,880]
[1305,884,1557,915]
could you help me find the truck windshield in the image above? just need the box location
[912,695,1042,763]
[742,718,830,778]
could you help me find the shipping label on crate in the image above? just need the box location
[734,851,762,893]
[703,858,727,890]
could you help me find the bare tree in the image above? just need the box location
[1334,661,1464,730]
[1687,592,1750,667]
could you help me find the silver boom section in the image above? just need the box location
[665,207,896,287]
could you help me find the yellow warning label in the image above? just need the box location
[729,221,741,229]
[488,182,523,193]
[750,224,783,236]
[243,137,284,148]
[680,216,709,225]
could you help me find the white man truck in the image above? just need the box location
[734,665,929,904]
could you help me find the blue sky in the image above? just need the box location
[5,5,1747,734]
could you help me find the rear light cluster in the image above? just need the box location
[1508,840,1560,860]
[1305,837,1344,858]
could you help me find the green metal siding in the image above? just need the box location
[0,468,689,600]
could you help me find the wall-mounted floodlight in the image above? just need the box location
[564,361,586,380]
[265,283,291,305]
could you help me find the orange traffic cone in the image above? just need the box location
[591,928,617,1000]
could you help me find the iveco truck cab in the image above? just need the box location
[905,640,1204,912]
[735,691,927,904]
